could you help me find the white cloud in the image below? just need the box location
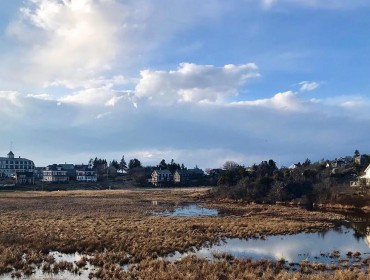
[299,81,320,92]
[231,91,313,111]
[58,87,132,107]
[323,96,367,108]
[135,63,260,104]
[96,112,112,119]
[340,100,365,109]
[3,0,229,90]
[0,91,22,107]
[6,0,123,86]
[44,75,131,90]
[1,88,370,168]
[26,93,55,101]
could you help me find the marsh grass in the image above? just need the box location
[0,189,366,279]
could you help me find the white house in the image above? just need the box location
[76,165,97,182]
[350,164,370,187]
[42,165,69,182]
[0,151,35,177]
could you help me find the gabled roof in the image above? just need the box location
[188,168,204,175]
[364,164,370,174]
[174,170,192,175]
[75,165,94,171]
[59,164,75,170]
[153,169,172,175]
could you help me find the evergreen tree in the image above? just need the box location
[119,155,127,171]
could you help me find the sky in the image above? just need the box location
[0,0,370,168]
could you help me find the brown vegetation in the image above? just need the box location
[0,189,366,279]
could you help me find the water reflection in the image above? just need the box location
[154,203,219,217]
[168,226,370,264]
[0,251,94,280]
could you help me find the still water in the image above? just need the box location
[154,203,219,217]
[168,211,370,266]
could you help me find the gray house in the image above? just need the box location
[151,169,173,187]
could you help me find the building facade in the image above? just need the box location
[151,170,172,187]
[42,165,69,182]
[0,151,35,177]
[76,165,98,182]
[173,170,192,184]
[16,171,35,185]
[351,164,370,188]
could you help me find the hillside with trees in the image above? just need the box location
[211,151,370,209]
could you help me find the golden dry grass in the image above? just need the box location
[0,189,366,279]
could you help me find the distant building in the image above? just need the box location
[34,167,45,179]
[289,164,299,170]
[59,163,76,179]
[188,166,204,176]
[207,168,222,178]
[16,171,35,185]
[173,170,192,184]
[351,164,370,188]
[75,165,98,182]
[151,169,172,187]
[174,167,204,185]
[0,151,35,177]
[42,165,69,182]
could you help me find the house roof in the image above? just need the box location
[75,165,92,171]
[175,170,192,175]
[364,164,370,174]
[59,164,75,170]
[0,156,34,162]
[46,164,67,171]
[188,168,204,175]
[289,164,299,169]
[153,169,172,175]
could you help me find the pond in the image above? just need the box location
[153,203,219,217]
[0,251,95,280]
[167,212,370,269]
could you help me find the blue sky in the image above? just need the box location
[0,0,370,168]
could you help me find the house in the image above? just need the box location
[34,167,45,179]
[151,169,172,187]
[173,170,192,184]
[75,165,98,182]
[207,168,222,178]
[42,165,69,182]
[188,166,204,176]
[59,163,76,179]
[289,163,300,170]
[16,171,35,185]
[0,151,35,177]
[350,164,370,187]
[174,167,204,185]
